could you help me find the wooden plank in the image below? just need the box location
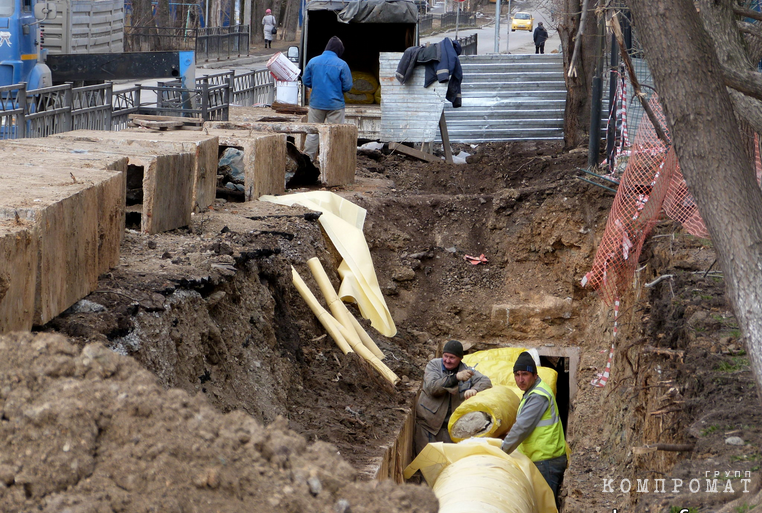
[206,121,320,134]
[389,142,441,163]
[438,112,453,164]
[128,113,205,125]
[229,105,306,124]
[206,129,287,200]
[130,119,185,130]
[0,221,38,333]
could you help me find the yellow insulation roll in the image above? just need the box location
[404,438,557,513]
[463,350,558,396]
[448,385,520,442]
[464,347,528,365]
[435,454,537,513]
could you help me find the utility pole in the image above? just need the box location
[493,0,501,53]
[504,0,512,53]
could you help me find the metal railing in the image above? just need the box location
[0,69,275,139]
[196,25,250,62]
[419,12,477,35]
[125,24,250,62]
[439,11,476,30]
[0,82,113,139]
[419,14,434,34]
[457,33,477,55]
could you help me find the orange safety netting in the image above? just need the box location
[583,93,709,305]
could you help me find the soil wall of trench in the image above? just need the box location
[3,141,760,512]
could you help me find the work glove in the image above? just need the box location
[455,369,474,381]
[463,389,478,399]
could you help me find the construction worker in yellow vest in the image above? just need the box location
[501,351,567,503]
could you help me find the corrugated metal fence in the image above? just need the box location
[443,53,565,142]
[380,52,566,143]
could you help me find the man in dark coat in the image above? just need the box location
[414,340,492,455]
[533,22,549,54]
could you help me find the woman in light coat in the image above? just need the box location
[262,9,276,49]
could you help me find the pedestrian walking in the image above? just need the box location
[533,22,549,54]
[262,9,277,49]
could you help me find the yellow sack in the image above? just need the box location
[349,71,379,94]
[344,91,375,104]
[374,87,381,104]
[448,385,519,442]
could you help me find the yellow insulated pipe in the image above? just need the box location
[306,257,386,360]
[293,265,400,386]
[404,439,557,513]
[291,266,353,355]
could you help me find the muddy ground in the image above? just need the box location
[2,140,761,512]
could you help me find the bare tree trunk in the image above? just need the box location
[280,0,299,42]
[626,0,762,401]
[559,0,598,149]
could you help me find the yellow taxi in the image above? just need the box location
[511,12,534,31]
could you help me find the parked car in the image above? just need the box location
[511,11,533,31]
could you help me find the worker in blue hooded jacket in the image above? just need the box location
[302,36,354,162]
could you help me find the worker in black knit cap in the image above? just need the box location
[414,340,492,456]
[501,351,567,504]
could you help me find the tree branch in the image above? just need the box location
[610,13,670,144]
[734,5,762,23]
[723,64,762,102]
[567,0,591,78]
[738,20,762,40]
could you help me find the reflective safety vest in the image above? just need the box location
[517,379,566,462]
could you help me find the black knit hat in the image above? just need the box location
[325,36,344,58]
[513,352,537,374]
[442,340,464,359]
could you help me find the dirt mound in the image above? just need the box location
[0,332,437,512]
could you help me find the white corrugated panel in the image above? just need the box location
[379,52,447,143]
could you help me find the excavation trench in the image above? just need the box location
[22,141,759,512]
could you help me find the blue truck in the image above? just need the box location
[1,0,193,90]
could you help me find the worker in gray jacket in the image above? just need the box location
[414,340,492,455]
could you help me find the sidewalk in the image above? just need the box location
[198,34,300,71]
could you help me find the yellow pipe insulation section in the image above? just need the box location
[404,438,557,513]
[261,191,396,336]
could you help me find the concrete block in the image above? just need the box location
[9,138,194,235]
[205,121,357,187]
[0,163,123,325]
[317,123,357,186]
[0,221,38,333]
[51,129,219,212]
[206,128,287,200]
[0,142,128,272]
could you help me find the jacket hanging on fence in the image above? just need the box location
[394,38,462,108]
